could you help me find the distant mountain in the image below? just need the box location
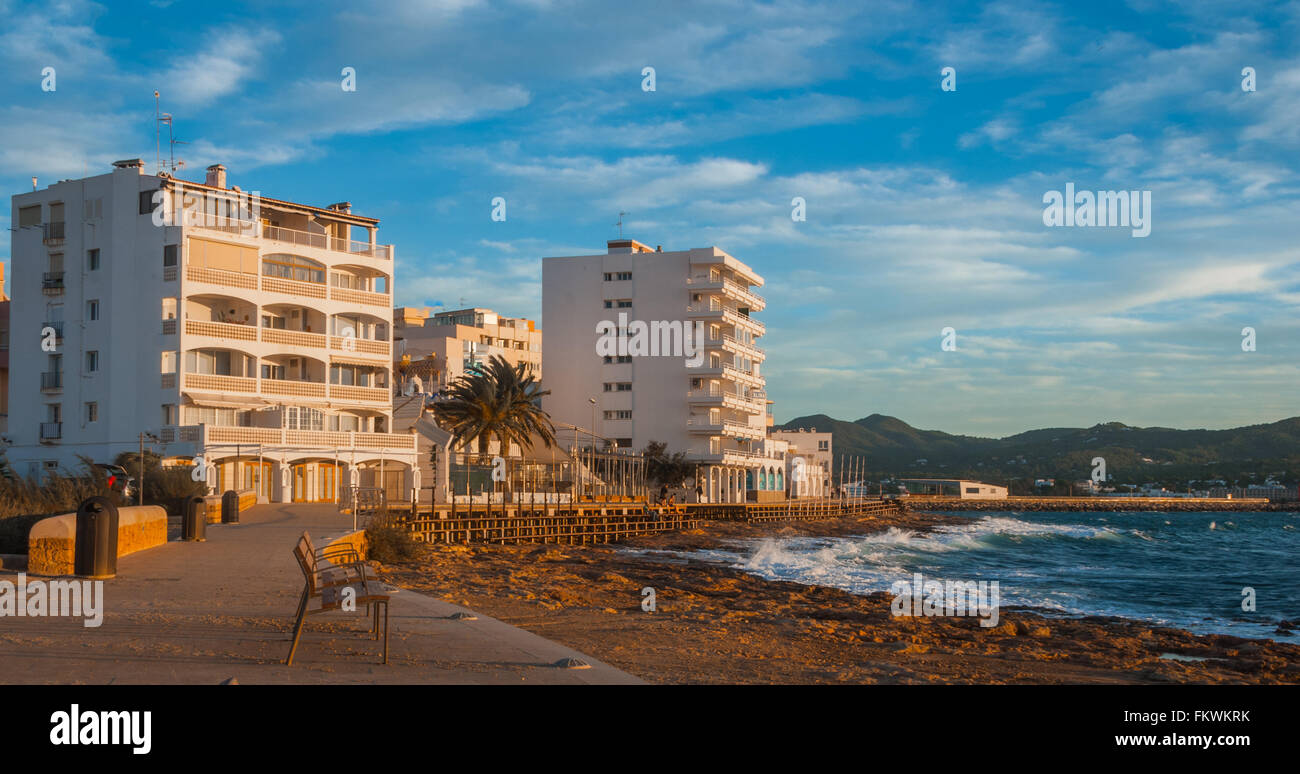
[774,414,1300,485]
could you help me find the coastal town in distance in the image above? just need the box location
[0,0,1296,758]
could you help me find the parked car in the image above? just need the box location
[95,463,137,499]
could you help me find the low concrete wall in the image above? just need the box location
[202,489,257,524]
[27,505,169,577]
[323,530,368,561]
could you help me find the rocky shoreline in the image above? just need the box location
[379,510,1300,684]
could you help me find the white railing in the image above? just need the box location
[177,424,415,450]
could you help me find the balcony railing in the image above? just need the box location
[42,321,64,340]
[329,286,390,307]
[686,275,766,309]
[42,272,65,294]
[261,328,327,348]
[178,424,415,451]
[186,319,257,341]
[262,275,327,299]
[43,222,65,245]
[261,224,392,260]
[181,373,389,403]
[184,264,392,307]
[40,371,63,390]
[40,422,62,440]
[330,336,390,356]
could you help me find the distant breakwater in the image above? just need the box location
[908,498,1292,513]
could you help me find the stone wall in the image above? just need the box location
[27,506,169,576]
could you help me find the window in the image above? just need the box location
[602,272,632,281]
[139,189,158,215]
[603,355,632,364]
[47,403,61,422]
[162,404,177,426]
[86,300,99,320]
[18,205,41,228]
[85,351,99,372]
[604,410,632,420]
[262,254,325,284]
[965,487,980,494]
[615,438,633,448]
[163,244,178,267]
[86,249,100,270]
[603,382,632,392]
[261,364,286,381]
[84,198,103,220]
[162,298,177,320]
[161,351,177,374]
[284,406,324,431]
[85,402,98,423]
[818,440,829,451]
[605,298,632,308]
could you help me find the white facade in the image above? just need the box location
[771,428,833,498]
[6,160,417,502]
[542,238,778,502]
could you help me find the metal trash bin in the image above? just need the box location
[221,490,240,524]
[182,495,207,542]
[75,496,119,579]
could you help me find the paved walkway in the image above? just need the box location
[0,504,640,684]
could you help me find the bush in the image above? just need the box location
[0,459,120,553]
[113,451,206,515]
[365,513,425,564]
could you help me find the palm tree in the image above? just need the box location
[433,355,556,460]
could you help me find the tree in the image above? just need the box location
[433,355,556,458]
[643,441,693,489]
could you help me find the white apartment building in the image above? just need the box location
[542,238,778,503]
[6,159,418,502]
[770,428,833,498]
[394,306,541,391]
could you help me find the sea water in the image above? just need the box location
[678,511,1300,643]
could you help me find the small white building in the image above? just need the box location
[900,478,1008,500]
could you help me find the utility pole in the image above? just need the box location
[139,432,145,506]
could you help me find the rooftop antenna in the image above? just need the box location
[154,92,187,175]
[616,211,627,237]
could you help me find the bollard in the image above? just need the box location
[74,496,119,579]
[182,495,207,542]
[221,490,240,524]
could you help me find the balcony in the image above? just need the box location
[329,285,389,307]
[704,332,765,360]
[42,321,64,341]
[185,265,258,290]
[40,422,62,441]
[184,373,257,393]
[687,387,765,413]
[686,275,766,311]
[330,335,390,357]
[43,222,65,246]
[261,224,392,261]
[262,328,327,348]
[40,371,63,391]
[178,424,415,451]
[686,302,765,336]
[329,384,388,403]
[261,379,327,399]
[185,319,257,342]
[42,272,65,295]
[262,275,327,299]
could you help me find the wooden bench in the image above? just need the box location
[286,532,391,666]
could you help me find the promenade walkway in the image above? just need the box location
[0,503,640,684]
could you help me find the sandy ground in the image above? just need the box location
[379,509,1300,684]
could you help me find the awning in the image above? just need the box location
[183,392,270,409]
[330,354,386,367]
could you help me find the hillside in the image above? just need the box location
[774,414,1300,486]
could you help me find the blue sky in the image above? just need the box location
[2,0,1298,436]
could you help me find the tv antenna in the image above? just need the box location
[154,91,187,175]
[616,211,627,237]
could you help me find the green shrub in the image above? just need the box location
[365,513,425,564]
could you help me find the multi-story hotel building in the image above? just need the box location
[542,238,780,502]
[393,306,541,392]
[6,159,417,502]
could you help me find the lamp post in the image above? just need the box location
[588,397,597,500]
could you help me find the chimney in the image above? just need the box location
[327,202,352,214]
[205,164,227,188]
[112,159,145,174]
